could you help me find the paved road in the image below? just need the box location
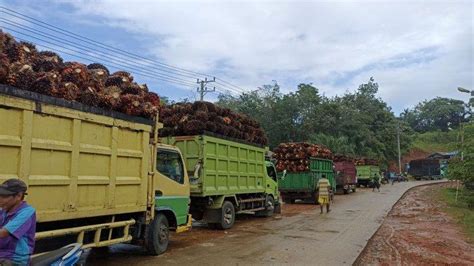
[86,180,446,265]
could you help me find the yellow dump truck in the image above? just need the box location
[0,85,191,255]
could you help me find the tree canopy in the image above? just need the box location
[216,77,413,164]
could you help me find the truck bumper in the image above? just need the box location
[176,214,193,233]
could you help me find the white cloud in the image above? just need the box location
[11,0,474,112]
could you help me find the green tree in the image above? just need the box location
[401,97,471,132]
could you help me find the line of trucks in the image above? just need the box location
[0,85,380,256]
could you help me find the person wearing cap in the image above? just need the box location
[0,179,36,265]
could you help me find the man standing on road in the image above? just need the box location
[372,173,380,192]
[0,179,36,265]
[318,175,331,214]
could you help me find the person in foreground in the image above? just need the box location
[0,179,36,265]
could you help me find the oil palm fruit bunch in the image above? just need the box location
[79,86,100,107]
[31,71,61,95]
[55,82,81,101]
[0,30,163,119]
[87,63,110,76]
[98,85,122,110]
[0,31,16,54]
[158,101,268,145]
[119,93,143,116]
[5,41,37,63]
[273,142,333,172]
[105,71,132,88]
[6,62,35,90]
[0,53,10,83]
[33,51,64,72]
[61,62,89,87]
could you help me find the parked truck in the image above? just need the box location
[334,161,357,194]
[0,85,191,255]
[409,159,441,180]
[278,158,335,204]
[162,134,280,230]
[356,165,380,187]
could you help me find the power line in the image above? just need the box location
[0,20,201,85]
[0,18,243,96]
[1,27,200,88]
[0,6,247,94]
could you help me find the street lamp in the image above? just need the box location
[458,87,474,96]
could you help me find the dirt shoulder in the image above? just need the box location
[355,183,474,265]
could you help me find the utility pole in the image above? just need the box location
[397,122,402,175]
[197,77,216,101]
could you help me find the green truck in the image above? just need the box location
[162,135,280,229]
[356,165,381,187]
[278,158,335,204]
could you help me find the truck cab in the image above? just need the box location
[265,160,281,213]
[146,143,192,255]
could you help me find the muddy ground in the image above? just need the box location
[356,183,474,265]
[86,181,444,265]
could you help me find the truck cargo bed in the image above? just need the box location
[161,135,267,197]
[0,85,152,222]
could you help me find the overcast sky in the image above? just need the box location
[1,0,472,114]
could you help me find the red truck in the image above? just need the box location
[334,161,357,194]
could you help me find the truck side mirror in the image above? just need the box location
[280,170,287,180]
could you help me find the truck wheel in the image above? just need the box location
[343,189,349,194]
[217,201,235,230]
[352,187,356,193]
[146,213,169,255]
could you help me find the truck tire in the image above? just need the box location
[343,189,349,194]
[217,201,235,230]
[352,187,356,193]
[146,213,169,255]
[256,196,275,217]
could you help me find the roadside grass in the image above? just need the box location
[439,185,474,243]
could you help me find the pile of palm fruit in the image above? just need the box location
[273,142,332,172]
[159,101,268,146]
[332,154,354,163]
[354,157,378,166]
[0,30,160,118]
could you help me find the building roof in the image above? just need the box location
[427,151,459,159]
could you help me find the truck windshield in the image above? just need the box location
[157,150,185,184]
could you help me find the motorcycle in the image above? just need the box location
[31,243,83,266]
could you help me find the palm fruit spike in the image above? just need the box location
[87,63,110,76]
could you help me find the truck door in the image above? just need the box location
[155,148,190,226]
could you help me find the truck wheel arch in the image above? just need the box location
[155,208,177,229]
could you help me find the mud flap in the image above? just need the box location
[274,202,281,214]
[203,208,221,223]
